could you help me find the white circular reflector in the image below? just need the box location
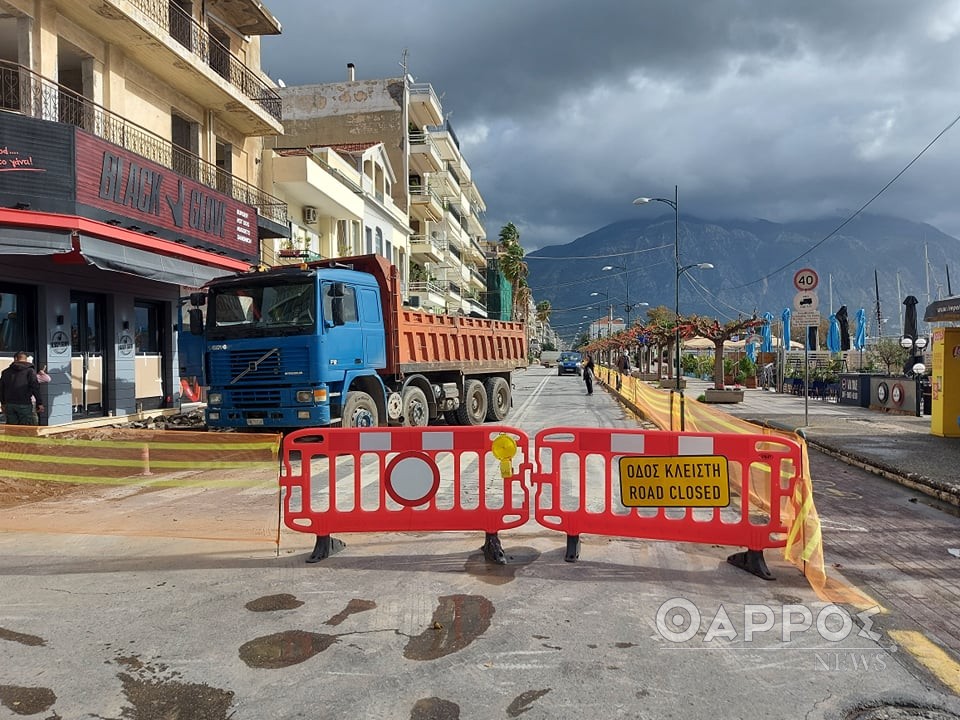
[384,452,440,507]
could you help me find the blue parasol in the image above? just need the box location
[781,307,792,349]
[854,308,866,350]
[746,341,757,362]
[826,314,841,353]
[761,312,774,352]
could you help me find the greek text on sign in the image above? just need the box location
[618,455,731,507]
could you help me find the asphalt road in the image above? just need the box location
[1,365,959,720]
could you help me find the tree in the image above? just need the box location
[689,315,762,389]
[535,300,552,325]
[497,223,528,321]
[870,337,910,375]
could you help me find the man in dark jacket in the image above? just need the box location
[0,352,42,425]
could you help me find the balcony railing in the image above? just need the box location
[129,0,281,122]
[0,60,287,225]
[408,281,447,296]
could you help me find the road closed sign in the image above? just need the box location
[618,455,731,507]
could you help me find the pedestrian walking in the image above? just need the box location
[1,351,43,425]
[582,353,595,395]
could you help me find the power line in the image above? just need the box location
[727,110,960,291]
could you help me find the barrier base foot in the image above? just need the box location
[565,535,580,563]
[727,550,775,580]
[306,535,346,564]
[482,533,507,565]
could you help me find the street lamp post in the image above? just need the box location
[633,185,712,431]
[600,266,648,329]
[899,335,929,417]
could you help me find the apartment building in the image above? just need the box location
[260,141,409,271]
[0,0,288,426]
[276,64,489,316]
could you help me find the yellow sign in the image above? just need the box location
[618,455,730,507]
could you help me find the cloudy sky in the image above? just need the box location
[261,1,960,252]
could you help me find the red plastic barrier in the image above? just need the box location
[281,425,531,541]
[530,427,803,577]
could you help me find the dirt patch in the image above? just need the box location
[0,477,87,510]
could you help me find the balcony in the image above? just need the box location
[409,234,446,263]
[51,0,282,135]
[0,60,287,226]
[408,82,443,128]
[408,182,443,222]
[464,295,487,317]
[408,131,443,174]
[407,281,447,313]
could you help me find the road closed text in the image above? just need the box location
[618,455,731,507]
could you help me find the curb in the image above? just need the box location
[743,417,960,510]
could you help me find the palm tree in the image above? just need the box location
[497,223,527,321]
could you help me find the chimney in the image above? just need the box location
[347,63,355,81]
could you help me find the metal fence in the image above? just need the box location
[0,60,287,226]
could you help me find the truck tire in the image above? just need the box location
[402,386,429,427]
[342,391,379,428]
[455,379,488,426]
[484,377,511,422]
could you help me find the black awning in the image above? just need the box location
[78,235,237,288]
[924,297,960,323]
[0,226,73,255]
[257,214,290,240]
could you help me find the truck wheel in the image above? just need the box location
[402,386,429,427]
[455,379,488,426]
[484,377,511,422]
[342,391,379,428]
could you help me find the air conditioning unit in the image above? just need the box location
[303,206,318,224]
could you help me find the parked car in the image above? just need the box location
[558,351,582,375]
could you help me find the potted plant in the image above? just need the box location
[738,356,757,388]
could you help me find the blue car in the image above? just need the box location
[558,351,582,376]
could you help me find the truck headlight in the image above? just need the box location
[208,392,222,405]
[296,391,313,403]
[208,411,220,420]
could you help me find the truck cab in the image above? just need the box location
[197,264,386,429]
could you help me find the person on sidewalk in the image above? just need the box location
[1,351,43,425]
[582,353,595,395]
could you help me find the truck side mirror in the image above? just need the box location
[331,297,345,326]
[188,308,204,335]
[189,292,206,307]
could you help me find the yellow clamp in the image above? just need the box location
[491,433,518,479]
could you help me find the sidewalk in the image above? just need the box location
[677,378,960,506]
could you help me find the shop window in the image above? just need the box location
[0,285,36,353]
[134,302,161,353]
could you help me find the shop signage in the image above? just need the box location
[75,132,257,260]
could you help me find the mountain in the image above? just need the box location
[526,212,960,345]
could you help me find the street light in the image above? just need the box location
[899,334,928,417]
[600,265,649,329]
[633,185,712,431]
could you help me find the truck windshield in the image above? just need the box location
[207,281,316,339]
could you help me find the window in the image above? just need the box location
[215,139,233,195]
[375,228,384,256]
[322,283,358,324]
[171,113,199,181]
[365,227,373,254]
[0,284,36,354]
[134,302,161,353]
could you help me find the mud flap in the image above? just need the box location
[564,534,581,563]
[482,533,507,565]
[727,549,775,580]
[307,535,346,563]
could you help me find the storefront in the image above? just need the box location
[0,112,263,426]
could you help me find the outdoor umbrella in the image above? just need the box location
[903,295,919,339]
[746,341,757,362]
[826,313,841,353]
[854,308,866,350]
[836,305,850,350]
[760,312,773,352]
[781,307,791,349]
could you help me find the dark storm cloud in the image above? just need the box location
[262,1,960,250]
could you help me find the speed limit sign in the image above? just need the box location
[793,268,819,291]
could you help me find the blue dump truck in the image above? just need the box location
[183,254,527,430]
